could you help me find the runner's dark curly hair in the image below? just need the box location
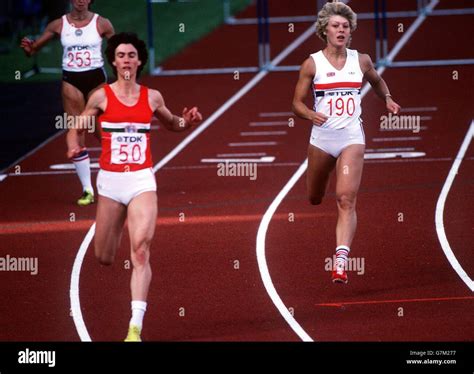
[105,32,148,78]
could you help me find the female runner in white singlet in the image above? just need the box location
[292,2,401,284]
[21,0,114,206]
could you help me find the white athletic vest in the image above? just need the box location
[61,13,103,72]
[310,48,363,129]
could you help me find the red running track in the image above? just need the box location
[0,0,472,341]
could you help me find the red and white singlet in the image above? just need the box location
[99,85,153,172]
[310,48,363,130]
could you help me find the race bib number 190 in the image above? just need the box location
[111,133,147,164]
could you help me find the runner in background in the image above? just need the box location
[21,0,114,206]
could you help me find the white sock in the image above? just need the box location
[129,301,147,329]
[72,150,93,193]
[335,245,350,269]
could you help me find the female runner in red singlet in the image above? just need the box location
[68,32,202,341]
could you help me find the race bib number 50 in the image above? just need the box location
[111,133,147,164]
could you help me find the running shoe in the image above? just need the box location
[124,325,141,342]
[77,190,94,206]
[332,266,348,284]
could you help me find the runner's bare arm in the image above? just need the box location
[292,57,328,126]
[20,18,61,57]
[98,16,115,39]
[359,53,401,114]
[149,89,202,132]
[67,89,106,158]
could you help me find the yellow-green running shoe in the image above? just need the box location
[77,190,94,206]
[124,325,142,342]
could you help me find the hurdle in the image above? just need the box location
[147,0,474,76]
[373,0,474,68]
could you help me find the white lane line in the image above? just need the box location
[364,151,425,159]
[217,152,267,157]
[159,162,300,170]
[365,157,452,163]
[228,141,278,146]
[201,156,275,163]
[250,121,289,126]
[257,161,313,342]
[257,0,437,342]
[50,163,100,170]
[7,157,460,178]
[259,112,294,117]
[372,136,422,142]
[0,130,65,174]
[435,120,474,292]
[378,129,425,132]
[240,131,287,136]
[69,224,95,341]
[150,26,313,173]
[70,21,321,342]
[400,106,438,112]
[7,170,82,176]
[366,147,415,152]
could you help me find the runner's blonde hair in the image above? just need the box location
[316,2,357,45]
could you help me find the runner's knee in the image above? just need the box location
[336,193,356,211]
[131,239,151,267]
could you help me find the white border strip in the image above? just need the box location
[70,22,322,342]
[435,120,474,292]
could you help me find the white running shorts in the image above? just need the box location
[309,123,365,158]
[97,167,157,206]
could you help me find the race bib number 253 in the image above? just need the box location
[111,133,147,164]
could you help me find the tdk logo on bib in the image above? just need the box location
[67,45,89,51]
[116,136,143,143]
